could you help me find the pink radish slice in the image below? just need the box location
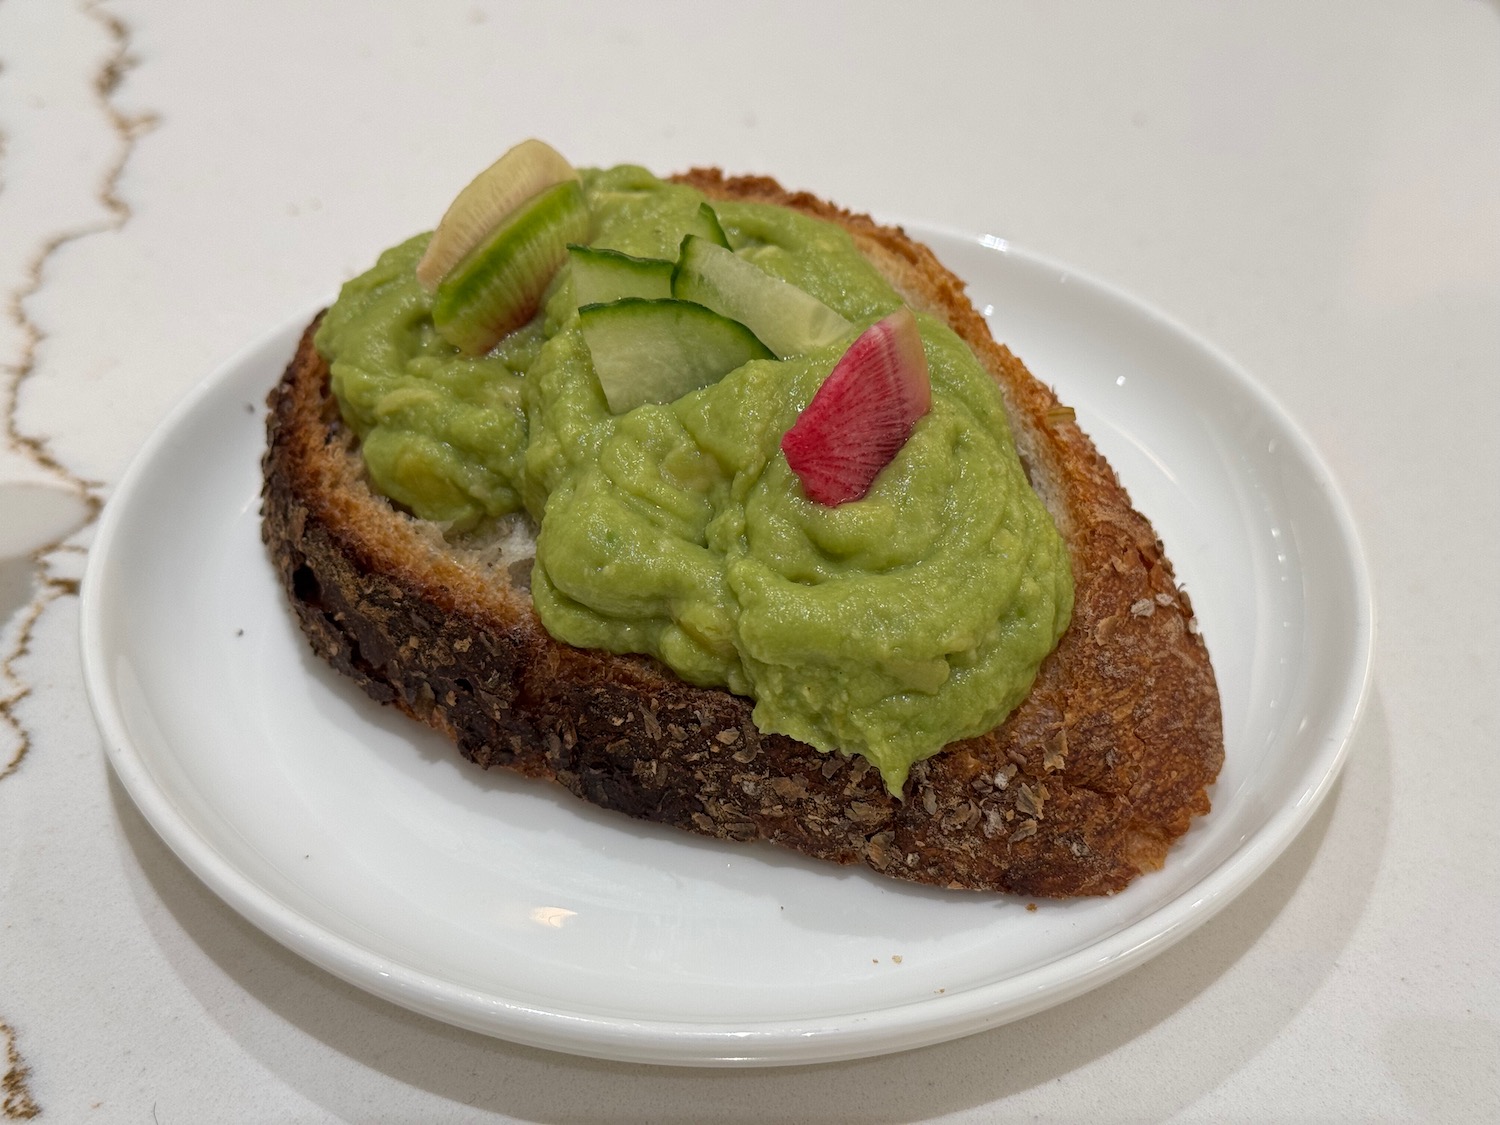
[781,306,932,506]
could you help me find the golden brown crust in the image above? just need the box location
[261,171,1223,896]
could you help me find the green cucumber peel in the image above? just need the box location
[671,235,852,358]
[567,245,674,307]
[579,297,772,414]
[685,202,731,249]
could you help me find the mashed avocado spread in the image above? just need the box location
[317,165,1073,794]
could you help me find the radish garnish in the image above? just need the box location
[780,306,932,505]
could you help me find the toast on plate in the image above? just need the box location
[261,166,1223,897]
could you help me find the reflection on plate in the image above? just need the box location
[80,229,1372,1066]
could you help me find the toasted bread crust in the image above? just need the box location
[261,172,1222,896]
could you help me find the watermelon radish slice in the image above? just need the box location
[781,306,931,505]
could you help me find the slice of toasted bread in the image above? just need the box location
[261,170,1223,897]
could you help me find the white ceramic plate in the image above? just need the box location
[81,228,1373,1067]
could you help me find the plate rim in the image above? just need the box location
[79,230,1375,1066]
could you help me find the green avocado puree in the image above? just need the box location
[317,164,1073,794]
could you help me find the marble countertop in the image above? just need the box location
[2,2,1496,1120]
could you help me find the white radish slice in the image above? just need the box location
[416,139,578,291]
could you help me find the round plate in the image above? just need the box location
[80,228,1373,1066]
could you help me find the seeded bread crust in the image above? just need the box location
[261,170,1223,897]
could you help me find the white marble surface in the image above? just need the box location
[1,1,1496,1120]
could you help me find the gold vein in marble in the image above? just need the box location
[86,0,159,223]
[2,0,157,493]
[1,570,80,782]
[0,5,156,1115]
[0,1020,38,1121]
[1,0,156,770]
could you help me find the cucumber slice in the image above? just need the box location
[568,245,673,307]
[671,236,852,358]
[433,179,590,355]
[684,202,731,249]
[579,298,773,414]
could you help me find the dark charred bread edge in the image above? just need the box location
[260,170,1223,897]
